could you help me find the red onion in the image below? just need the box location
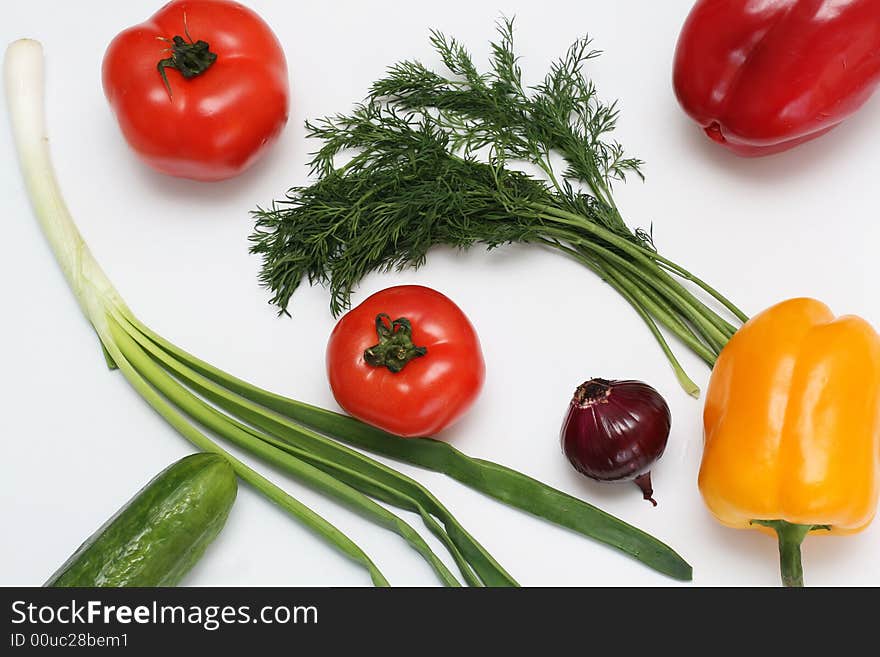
[560,378,671,506]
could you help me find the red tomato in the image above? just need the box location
[326,286,485,438]
[102,0,289,181]
[673,0,880,157]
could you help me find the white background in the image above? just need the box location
[2,0,879,587]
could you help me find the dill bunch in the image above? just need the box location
[250,18,747,395]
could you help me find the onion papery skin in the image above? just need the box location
[561,379,671,487]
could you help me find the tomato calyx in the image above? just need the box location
[157,33,217,99]
[363,313,427,373]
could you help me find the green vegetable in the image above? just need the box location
[47,453,236,587]
[6,38,691,586]
[7,39,390,588]
[127,325,693,581]
[250,19,747,396]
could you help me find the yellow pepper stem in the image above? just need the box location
[750,520,830,587]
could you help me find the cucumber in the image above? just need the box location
[46,453,237,587]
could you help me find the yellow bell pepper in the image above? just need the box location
[699,298,880,586]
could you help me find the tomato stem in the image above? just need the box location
[157,35,217,99]
[363,313,427,373]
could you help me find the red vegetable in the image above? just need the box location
[326,286,485,438]
[673,0,880,156]
[561,379,670,505]
[102,0,289,181]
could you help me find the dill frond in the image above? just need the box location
[250,18,746,393]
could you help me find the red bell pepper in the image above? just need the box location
[673,0,880,156]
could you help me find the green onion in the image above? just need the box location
[5,39,395,588]
[5,39,691,586]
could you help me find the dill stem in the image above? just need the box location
[555,241,717,366]
[542,238,704,394]
[616,267,724,363]
[600,253,712,351]
[654,259,748,324]
[644,261,738,339]
[626,253,738,339]
[599,260,717,367]
[597,265,701,396]
[536,208,737,343]
[534,203,747,324]
[541,223,730,353]
[536,153,566,197]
